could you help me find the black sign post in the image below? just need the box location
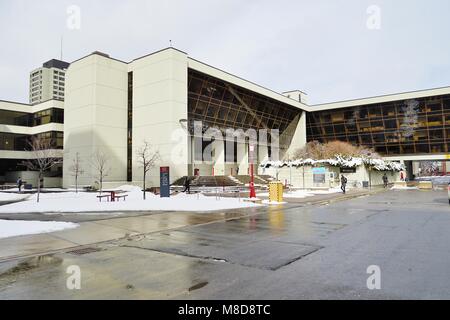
[160,166,170,198]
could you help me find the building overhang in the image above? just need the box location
[188,57,312,112]
[312,86,450,111]
[383,154,450,162]
[0,99,64,113]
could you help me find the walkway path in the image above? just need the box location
[0,188,385,262]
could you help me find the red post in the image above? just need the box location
[249,145,256,198]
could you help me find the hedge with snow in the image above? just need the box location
[260,155,404,172]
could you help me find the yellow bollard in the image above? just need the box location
[269,181,284,203]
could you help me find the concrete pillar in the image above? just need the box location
[213,139,225,176]
[237,142,248,175]
[258,144,268,164]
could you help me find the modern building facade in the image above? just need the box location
[29,59,70,105]
[0,99,64,184]
[62,48,308,188]
[2,47,450,188]
[307,87,450,177]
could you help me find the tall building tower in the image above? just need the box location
[29,59,70,105]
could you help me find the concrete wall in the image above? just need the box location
[61,48,310,189]
[130,48,189,187]
[260,165,401,189]
[63,53,128,188]
[5,171,39,187]
[43,177,62,188]
[260,165,333,189]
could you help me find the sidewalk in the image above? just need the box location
[279,186,387,205]
[0,210,250,262]
[0,187,386,262]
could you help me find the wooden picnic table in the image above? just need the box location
[99,190,127,202]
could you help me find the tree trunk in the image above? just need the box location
[143,172,146,200]
[75,175,78,193]
[37,172,41,203]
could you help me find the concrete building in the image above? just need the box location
[62,48,308,188]
[29,59,70,105]
[0,99,64,186]
[307,87,450,178]
[2,47,450,189]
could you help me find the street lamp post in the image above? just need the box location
[368,152,372,190]
[249,144,256,198]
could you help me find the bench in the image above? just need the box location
[114,194,128,201]
[96,194,111,202]
[146,187,160,195]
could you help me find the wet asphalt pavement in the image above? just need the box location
[0,189,449,299]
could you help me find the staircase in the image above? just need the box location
[171,176,239,187]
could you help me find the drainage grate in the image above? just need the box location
[67,247,103,255]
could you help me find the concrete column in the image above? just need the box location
[237,142,248,175]
[258,144,268,164]
[213,139,225,176]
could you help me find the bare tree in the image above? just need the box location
[293,141,381,160]
[91,150,111,194]
[22,136,62,203]
[68,152,84,193]
[136,141,160,200]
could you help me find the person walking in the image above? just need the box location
[182,176,191,194]
[383,173,389,188]
[340,174,347,194]
[17,177,23,193]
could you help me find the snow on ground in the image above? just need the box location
[262,200,288,205]
[0,192,30,202]
[391,186,419,190]
[257,186,343,199]
[0,220,79,239]
[307,186,344,194]
[0,185,262,214]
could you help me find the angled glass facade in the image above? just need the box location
[306,94,450,155]
[188,69,302,148]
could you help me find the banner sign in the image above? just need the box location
[160,166,170,198]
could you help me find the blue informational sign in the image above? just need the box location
[312,167,327,174]
[160,166,170,198]
[312,167,327,184]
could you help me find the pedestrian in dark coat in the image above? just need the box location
[382,173,389,188]
[340,175,347,194]
[182,177,191,194]
[17,177,23,193]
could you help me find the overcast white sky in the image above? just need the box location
[1,0,450,105]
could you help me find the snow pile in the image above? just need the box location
[309,186,344,194]
[364,158,404,171]
[0,185,262,214]
[0,193,30,202]
[257,187,343,199]
[0,220,79,239]
[391,186,419,190]
[262,200,287,205]
[261,155,404,172]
